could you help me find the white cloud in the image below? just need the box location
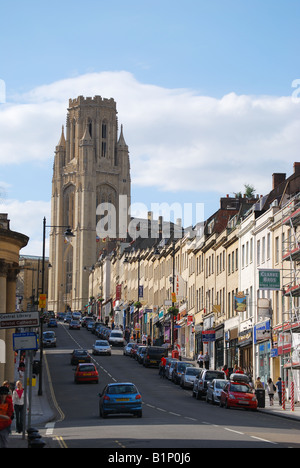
[0,71,300,255]
[0,199,51,256]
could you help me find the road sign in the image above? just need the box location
[0,311,40,329]
[39,293,47,309]
[13,332,38,351]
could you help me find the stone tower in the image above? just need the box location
[48,96,131,313]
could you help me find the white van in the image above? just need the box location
[109,329,124,346]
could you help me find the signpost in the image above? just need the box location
[0,311,40,329]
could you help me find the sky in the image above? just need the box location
[0,0,300,256]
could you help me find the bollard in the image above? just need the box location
[282,381,286,410]
[291,382,295,412]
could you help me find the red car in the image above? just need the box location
[74,363,99,384]
[220,381,258,411]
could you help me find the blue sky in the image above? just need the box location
[0,0,300,255]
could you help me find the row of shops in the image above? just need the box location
[107,300,300,402]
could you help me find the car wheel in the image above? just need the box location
[196,390,201,400]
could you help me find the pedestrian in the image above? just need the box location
[197,352,204,368]
[0,386,14,448]
[222,365,229,379]
[18,356,25,381]
[204,352,209,370]
[267,378,276,406]
[12,381,25,433]
[276,377,282,406]
[254,377,264,389]
[159,355,166,378]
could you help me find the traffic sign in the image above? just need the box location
[13,332,38,351]
[0,311,40,329]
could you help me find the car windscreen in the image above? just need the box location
[185,368,199,375]
[205,371,225,380]
[108,385,137,395]
[78,365,95,372]
[230,383,251,393]
[95,341,109,346]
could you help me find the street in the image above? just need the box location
[42,322,300,449]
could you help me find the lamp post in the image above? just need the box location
[38,217,74,396]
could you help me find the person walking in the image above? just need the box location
[267,378,276,406]
[254,377,264,389]
[0,386,14,448]
[197,352,204,368]
[276,377,282,406]
[12,381,25,433]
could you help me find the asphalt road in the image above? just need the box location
[43,322,300,450]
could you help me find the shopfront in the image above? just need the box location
[254,320,271,386]
[224,317,239,371]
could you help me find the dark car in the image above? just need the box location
[143,346,168,368]
[193,369,226,400]
[70,349,91,366]
[172,361,195,384]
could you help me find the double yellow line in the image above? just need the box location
[44,353,67,448]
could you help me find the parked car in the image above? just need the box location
[180,367,201,389]
[87,321,95,331]
[74,363,99,384]
[108,329,124,346]
[172,362,195,384]
[72,312,82,321]
[130,343,139,358]
[206,379,229,405]
[81,316,93,327]
[193,369,226,400]
[92,340,111,356]
[124,343,135,356]
[166,359,178,380]
[42,331,56,348]
[220,381,258,411]
[136,346,147,363]
[69,320,81,330]
[143,346,168,368]
[70,349,91,366]
[99,382,142,418]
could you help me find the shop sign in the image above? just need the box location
[259,269,280,290]
[238,329,252,347]
[202,330,215,342]
[254,320,271,344]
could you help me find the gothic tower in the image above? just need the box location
[48,96,131,313]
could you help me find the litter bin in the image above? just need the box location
[172,350,179,359]
[32,360,40,375]
[255,388,265,408]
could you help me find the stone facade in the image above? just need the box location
[0,214,28,384]
[48,96,131,313]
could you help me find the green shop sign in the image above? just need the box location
[259,269,280,290]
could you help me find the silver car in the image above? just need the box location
[180,367,201,389]
[206,379,229,405]
[92,340,111,356]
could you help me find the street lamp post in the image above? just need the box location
[38,217,74,396]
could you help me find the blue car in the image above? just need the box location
[99,383,142,418]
